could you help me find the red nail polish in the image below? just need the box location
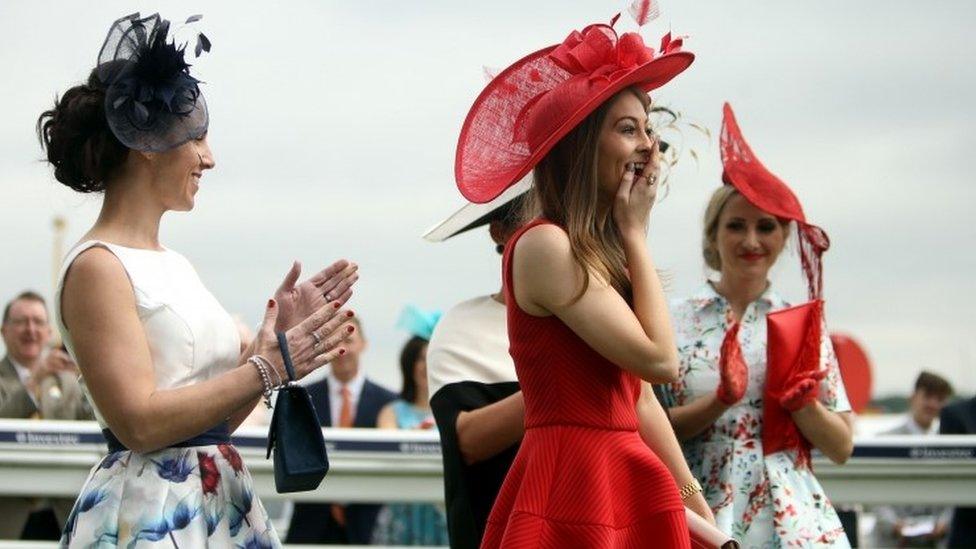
[339,348,346,355]
[333,302,341,309]
[345,311,354,317]
[347,326,355,333]
[268,299,275,308]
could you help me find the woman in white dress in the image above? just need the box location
[38,13,358,547]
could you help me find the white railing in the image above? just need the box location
[1,419,975,505]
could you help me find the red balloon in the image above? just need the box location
[829,333,873,413]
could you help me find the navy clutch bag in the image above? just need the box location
[266,331,330,493]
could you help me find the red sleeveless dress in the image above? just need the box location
[481,219,690,549]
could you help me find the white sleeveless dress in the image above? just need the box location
[55,240,280,548]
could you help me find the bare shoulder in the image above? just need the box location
[513,223,573,272]
[513,223,584,312]
[377,401,398,428]
[63,246,130,294]
[61,247,135,329]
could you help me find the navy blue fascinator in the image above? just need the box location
[96,13,211,152]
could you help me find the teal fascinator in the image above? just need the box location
[396,304,442,341]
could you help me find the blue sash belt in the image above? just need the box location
[102,422,230,453]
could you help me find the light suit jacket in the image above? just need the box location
[0,355,93,420]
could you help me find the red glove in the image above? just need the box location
[716,322,748,405]
[779,369,828,411]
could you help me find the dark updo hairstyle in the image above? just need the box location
[398,335,428,403]
[36,68,129,193]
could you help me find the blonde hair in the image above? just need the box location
[701,186,738,271]
[521,87,650,304]
[701,186,791,271]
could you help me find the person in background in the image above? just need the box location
[371,305,449,545]
[286,316,397,544]
[872,371,953,547]
[423,180,528,549]
[0,291,93,540]
[940,390,976,547]
[887,371,953,436]
[666,104,853,547]
[0,291,92,422]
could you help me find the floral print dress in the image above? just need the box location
[62,444,276,548]
[666,283,851,549]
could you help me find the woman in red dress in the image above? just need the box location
[454,13,713,549]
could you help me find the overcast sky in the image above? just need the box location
[1,1,973,398]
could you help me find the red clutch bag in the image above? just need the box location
[764,299,824,468]
[686,508,738,549]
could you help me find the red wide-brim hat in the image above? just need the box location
[456,18,694,204]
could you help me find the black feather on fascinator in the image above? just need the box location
[96,13,211,152]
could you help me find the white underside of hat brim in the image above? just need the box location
[422,175,532,242]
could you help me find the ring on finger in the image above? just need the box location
[311,331,322,348]
[324,291,334,301]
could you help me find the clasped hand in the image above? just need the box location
[779,369,828,412]
[273,259,358,332]
[252,297,356,383]
[246,259,360,384]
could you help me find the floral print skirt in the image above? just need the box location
[60,444,280,548]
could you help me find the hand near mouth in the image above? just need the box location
[612,162,658,241]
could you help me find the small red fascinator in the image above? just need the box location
[720,103,832,469]
[720,103,829,299]
[456,15,695,204]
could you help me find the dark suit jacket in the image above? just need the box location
[285,377,397,545]
[940,397,976,548]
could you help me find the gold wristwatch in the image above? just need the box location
[679,478,703,501]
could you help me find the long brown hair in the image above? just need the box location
[521,87,650,304]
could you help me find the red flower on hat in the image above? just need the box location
[218,443,243,475]
[548,26,661,85]
[197,451,221,495]
[513,25,667,147]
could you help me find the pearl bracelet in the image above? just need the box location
[252,354,284,388]
[247,356,275,408]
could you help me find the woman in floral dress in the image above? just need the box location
[40,12,358,547]
[665,104,853,548]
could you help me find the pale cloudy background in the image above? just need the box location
[1,1,973,398]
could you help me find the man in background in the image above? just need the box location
[872,371,953,547]
[285,316,397,544]
[0,290,93,540]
